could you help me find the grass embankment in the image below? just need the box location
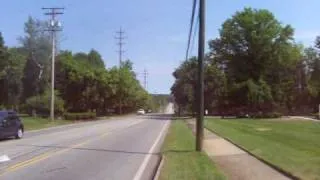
[22,117,73,131]
[205,119,320,180]
[159,120,225,180]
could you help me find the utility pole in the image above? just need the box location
[115,27,126,66]
[115,27,126,114]
[196,0,205,151]
[42,7,64,121]
[143,68,148,90]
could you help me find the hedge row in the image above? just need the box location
[64,112,96,120]
[237,112,282,119]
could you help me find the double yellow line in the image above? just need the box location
[0,130,110,176]
[0,119,145,177]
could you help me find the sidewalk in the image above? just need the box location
[186,120,290,180]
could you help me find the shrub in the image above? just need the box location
[64,112,96,120]
[312,113,320,120]
[251,112,282,119]
[25,90,64,117]
[268,112,282,118]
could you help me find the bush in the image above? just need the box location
[251,112,282,119]
[64,112,97,120]
[25,90,64,117]
[312,113,320,120]
[268,112,282,118]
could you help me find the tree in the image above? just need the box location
[0,32,9,106]
[88,49,105,68]
[171,57,198,114]
[6,48,26,108]
[25,89,64,116]
[307,37,320,111]
[208,8,302,114]
[19,17,51,102]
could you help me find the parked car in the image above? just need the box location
[0,110,24,139]
[136,109,145,115]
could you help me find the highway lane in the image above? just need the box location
[0,114,171,180]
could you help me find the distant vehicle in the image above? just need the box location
[136,109,145,115]
[0,110,24,139]
[147,109,152,113]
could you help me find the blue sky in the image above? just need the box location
[1,0,320,94]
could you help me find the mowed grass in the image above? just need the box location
[159,120,225,180]
[22,117,73,131]
[205,119,320,180]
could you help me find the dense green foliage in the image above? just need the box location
[172,8,320,116]
[205,118,320,179]
[149,94,171,112]
[0,17,151,117]
[64,112,97,120]
[25,90,65,116]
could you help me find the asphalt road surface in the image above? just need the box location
[0,113,171,180]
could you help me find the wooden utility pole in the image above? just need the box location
[196,0,205,151]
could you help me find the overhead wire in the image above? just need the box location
[189,13,199,57]
[185,0,198,61]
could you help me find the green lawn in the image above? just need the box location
[159,120,225,180]
[205,119,320,180]
[22,117,73,131]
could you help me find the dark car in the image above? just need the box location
[0,110,24,139]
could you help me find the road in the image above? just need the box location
[0,113,171,180]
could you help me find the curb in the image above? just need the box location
[205,127,300,180]
[153,155,164,180]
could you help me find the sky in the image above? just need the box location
[1,0,320,94]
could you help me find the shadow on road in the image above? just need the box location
[17,144,160,155]
[139,114,191,121]
[0,137,16,142]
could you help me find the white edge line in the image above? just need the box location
[153,156,164,180]
[133,120,170,180]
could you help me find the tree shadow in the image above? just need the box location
[17,144,160,155]
[140,114,192,121]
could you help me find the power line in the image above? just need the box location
[190,13,199,57]
[42,7,64,121]
[185,0,197,61]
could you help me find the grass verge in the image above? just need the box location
[205,118,320,180]
[159,120,225,180]
[22,117,73,131]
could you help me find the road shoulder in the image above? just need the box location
[158,119,225,180]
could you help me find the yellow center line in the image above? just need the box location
[0,119,145,177]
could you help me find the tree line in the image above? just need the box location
[172,8,320,117]
[0,17,153,116]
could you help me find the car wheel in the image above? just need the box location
[15,128,23,139]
